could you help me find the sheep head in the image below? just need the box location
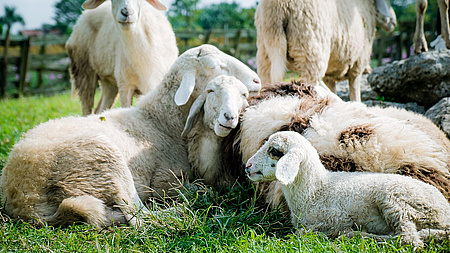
[82,0,167,31]
[246,131,317,185]
[374,0,397,32]
[182,75,249,138]
[174,45,261,106]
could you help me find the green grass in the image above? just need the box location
[0,93,449,252]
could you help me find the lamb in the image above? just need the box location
[0,45,261,227]
[223,81,450,211]
[66,0,178,115]
[182,75,250,187]
[255,0,396,101]
[245,131,450,247]
[413,0,450,53]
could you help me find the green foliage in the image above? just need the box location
[51,0,84,34]
[168,0,201,30]
[197,2,256,30]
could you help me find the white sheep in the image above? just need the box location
[182,75,249,187]
[246,131,450,247]
[0,45,261,227]
[66,0,178,115]
[224,82,450,210]
[413,0,450,53]
[255,0,396,101]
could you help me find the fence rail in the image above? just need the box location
[0,28,420,98]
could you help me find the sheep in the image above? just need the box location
[245,131,450,247]
[222,81,450,212]
[66,0,178,115]
[0,45,261,227]
[254,0,396,101]
[182,75,250,187]
[413,0,450,53]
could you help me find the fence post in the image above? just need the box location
[0,31,11,99]
[18,37,31,97]
[37,34,46,89]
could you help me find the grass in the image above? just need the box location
[0,93,449,252]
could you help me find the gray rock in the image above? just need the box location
[367,49,450,108]
[364,100,426,114]
[425,97,450,138]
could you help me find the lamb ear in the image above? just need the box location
[181,93,206,138]
[175,71,196,106]
[375,0,394,20]
[146,0,167,11]
[82,0,105,9]
[275,149,301,185]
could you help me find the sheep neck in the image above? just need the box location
[281,157,329,215]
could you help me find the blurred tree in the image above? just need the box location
[197,2,255,29]
[52,0,84,34]
[0,6,25,99]
[168,0,200,30]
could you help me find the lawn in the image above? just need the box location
[0,92,449,252]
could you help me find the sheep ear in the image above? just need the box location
[181,93,206,137]
[175,71,196,106]
[275,149,301,185]
[375,0,394,19]
[82,0,105,9]
[146,0,167,11]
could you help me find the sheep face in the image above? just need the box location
[246,131,314,185]
[182,75,249,137]
[82,0,167,31]
[174,45,261,106]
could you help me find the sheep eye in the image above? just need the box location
[268,146,284,159]
[206,89,214,93]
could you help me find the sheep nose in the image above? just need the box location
[245,163,252,173]
[121,7,134,17]
[224,113,235,122]
[253,78,260,84]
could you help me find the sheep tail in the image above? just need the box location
[45,195,107,227]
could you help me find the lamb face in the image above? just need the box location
[182,75,249,137]
[82,0,167,31]
[204,76,249,137]
[174,45,261,106]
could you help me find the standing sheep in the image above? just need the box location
[66,0,178,115]
[0,45,261,227]
[246,131,450,247]
[414,0,449,53]
[255,0,396,101]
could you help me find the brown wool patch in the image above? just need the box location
[247,81,318,106]
[222,126,247,183]
[319,155,363,172]
[339,124,374,148]
[399,164,450,201]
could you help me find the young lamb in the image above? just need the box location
[182,75,250,187]
[245,131,450,247]
[222,81,450,212]
[255,0,396,101]
[413,0,450,53]
[66,0,178,115]
[0,45,261,227]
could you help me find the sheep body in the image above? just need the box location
[66,0,178,115]
[246,131,450,247]
[1,45,261,227]
[255,0,396,101]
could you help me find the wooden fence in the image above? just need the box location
[0,27,426,98]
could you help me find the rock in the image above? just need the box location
[367,49,450,108]
[425,97,450,138]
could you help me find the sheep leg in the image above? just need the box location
[418,228,450,244]
[414,0,429,53]
[119,85,135,108]
[95,79,118,114]
[438,0,450,49]
[347,74,362,102]
[322,77,337,94]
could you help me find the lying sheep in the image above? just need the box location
[182,75,249,187]
[0,45,261,227]
[245,131,450,247]
[255,0,396,101]
[66,0,178,115]
[413,0,450,53]
[223,81,450,212]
